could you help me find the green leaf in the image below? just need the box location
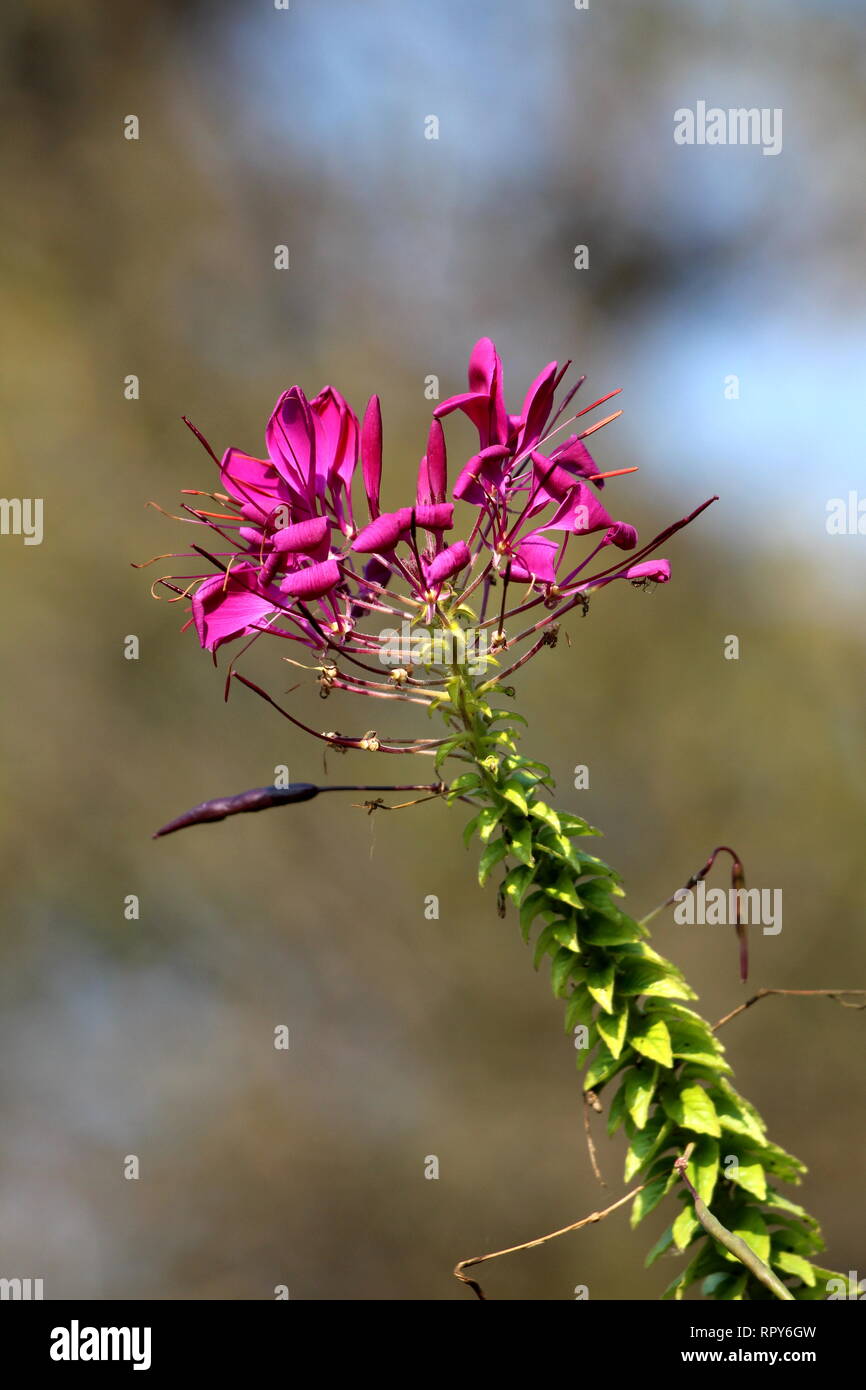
[672,1199,700,1251]
[597,1004,628,1059]
[580,914,643,947]
[488,709,529,728]
[687,1137,720,1205]
[586,959,616,1014]
[529,801,561,833]
[499,864,534,908]
[533,922,558,971]
[767,1217,824,1258]
[661,1082,721,1137]
[551,919,580,951]
[624,1066,658,1129]
[711,1087,768,1145]
[564,984,594,1033]
[606,1080,627,1136]
[645,1224,675,1267]
[726,1208,770,1266]
[462,814,480,848]
[477,804,505,843]
[434,732,472,769]
[772,1250,815,1287]
[558,811,601,838]
[764,1188,819,1228]
[519,891,548,943]
[661,1242,721,1300]
[669,1027,732,1073]
[551,946,579,998]
[630,1177,669,1228]
[703,1271,748,1300]
[584,1040,626,1088]
[447,773,482,800]
[617,958,695,1001]
[630,1016,674,1068]
[478,837,508,885]
[505,819,534,866]
[757,1140,807,1185]
[545,870,584,911]
[501,780,529,814]
[624,1112,672,1181]
[725,1150,767,1201]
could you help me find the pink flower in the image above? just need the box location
[149,340,714,716]
[192,565,282,652]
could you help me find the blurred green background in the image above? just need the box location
[0,0,864,1299]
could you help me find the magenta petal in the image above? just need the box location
[414,502,453,532]
[467,336,499,394]
[626,559,671,583]
[517,360,558,453]
[424,541,471,586]
[510,535,559,585]
[452,445,511,504]
[552,436,602,486]
[603,521,638,550]
[433,388,494,438]
[192,566,280,652]
[361,394,382,519]
[311,386,359,493]
[426,417,447,503]
[416,455,432,506]
[547,480,614,535]
[220,449,287,518]
[279,558,341,599]
[266,387,316,494]
[530,449,578,506]
[272,516,331,558]
[351,508,412,553]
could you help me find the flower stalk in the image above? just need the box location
[144,337,861,1300]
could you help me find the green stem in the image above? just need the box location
[445,667,850,1303]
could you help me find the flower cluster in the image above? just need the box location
[147,339,714,745]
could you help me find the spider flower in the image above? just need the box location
[144,341,715,744]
